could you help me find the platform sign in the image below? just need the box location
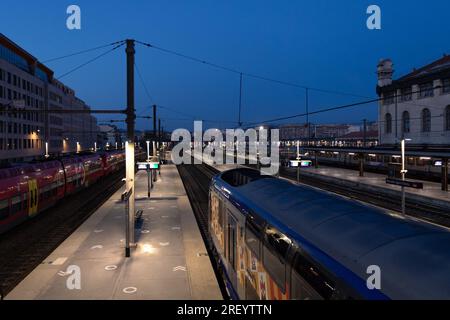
[137,162,149,170]
[289,160,313,168]
[149,161,159,169]
[137,161,159,170]
[434,160,443,167]
[386,178,423,189]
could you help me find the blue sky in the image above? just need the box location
[1,1,449,131]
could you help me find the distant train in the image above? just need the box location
[0,149,141,234]
[208,168,450,299]
[286,150,447,182]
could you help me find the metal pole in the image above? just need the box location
[363,119,367,147]
[359,153,364,177]
[296,141,300,183]
[238,73,243,127]
[442,158,448,192]
[125,39,136,252]
[147,167,151,198]
[401,139,406,216]
[125,195,130,257]
[306,88,309,141]
[153,104,157,152]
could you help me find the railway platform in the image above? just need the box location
[6,165,222,300]
[291,165,450,204]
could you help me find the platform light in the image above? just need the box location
[94,142,97,152]
[45,142,49,158]
[392,155,401,158]
[333,152,339,155]
[420,157,432,160]
[348,152,355,156]
[141,243,157,254]
[368,154,377,157]
[76,142,80,153]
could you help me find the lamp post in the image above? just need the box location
[296,140,300,183]
[400,138,412,216]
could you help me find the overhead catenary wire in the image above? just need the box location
[244,85,445,127]
[135,61,154,105]
[135,40,372,99]
[41,40,125,63]
[56,42,125,80]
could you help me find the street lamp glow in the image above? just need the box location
[76,142,80,153]
[45,142,49,158]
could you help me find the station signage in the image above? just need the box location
[386,178,423,189]
[137,161,159,170]
[289,160,313,168]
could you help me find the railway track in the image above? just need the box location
[0,170,125,299]
[176,163,230,299]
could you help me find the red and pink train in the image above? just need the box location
[0,150,128,234]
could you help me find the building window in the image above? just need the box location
[385,113,392,134]
[443,79,450,94]
[383,91,395,105]
[419,82,434,99]
[402,111,410,133]
[445,105,450,131]
[400,87,412,101]
[421,108,431,132]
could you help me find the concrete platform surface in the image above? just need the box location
[6,165,222,300]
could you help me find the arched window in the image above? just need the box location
[385,113,392,134]
[445,105,450,131]
[422,108,431,132]
[402,111,410,133]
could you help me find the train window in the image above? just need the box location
[22,193,27,210]
[262,226,290,292]
[292,253,335,300]
[11,195,22,214]
[245,213,264,259]
[227,213,237,271]
[0,199,9,220]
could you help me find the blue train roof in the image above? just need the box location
[212,168,450,299]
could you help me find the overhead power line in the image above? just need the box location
[135,40,371,99]
[135,62,154,103]
[42,40,125,63]
[244,85,444,126]
[56,42,125,80]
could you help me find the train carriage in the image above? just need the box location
[209,168,450,300]
[0,149,128,235]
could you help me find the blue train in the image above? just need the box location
[208,168,450,299]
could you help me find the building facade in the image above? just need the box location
[377,56,450,146]
[0,33,98,163]
[279,123,360,141]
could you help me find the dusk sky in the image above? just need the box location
[2,0,449,131]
